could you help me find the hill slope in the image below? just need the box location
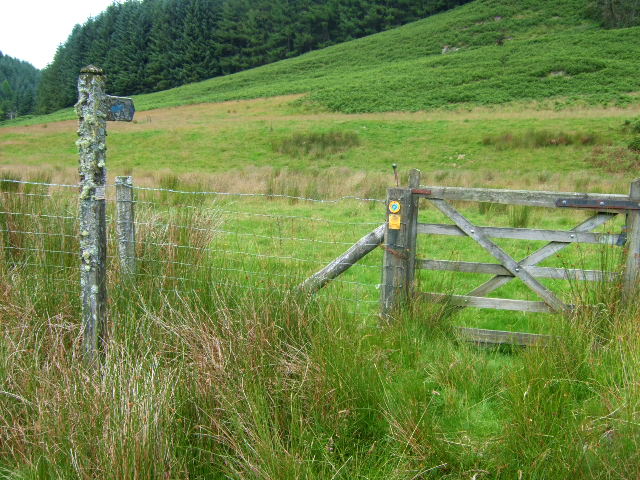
[7,0,640,125]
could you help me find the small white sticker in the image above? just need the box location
[94,186,106,200]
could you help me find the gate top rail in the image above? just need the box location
[413,185,629,209]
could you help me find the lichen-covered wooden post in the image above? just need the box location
[623,178,640,300]
[76,66,109,363]
[116,176,136,276]
[76,66,135,363]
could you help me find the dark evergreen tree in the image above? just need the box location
[35,0,473,114]
[0,51,40,120]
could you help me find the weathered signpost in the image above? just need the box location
[76,65,134,363]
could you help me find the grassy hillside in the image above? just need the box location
[6,0,639,128]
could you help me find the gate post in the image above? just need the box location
[380,169,420,318]
[624,178,640,300]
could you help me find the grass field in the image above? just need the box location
[1,159,639,478]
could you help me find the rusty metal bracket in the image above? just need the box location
[411,188,432,196]
[381,245,408,260]
[556,198,640,210]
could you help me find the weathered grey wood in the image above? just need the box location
[418,185,629,208]
[418,259,614,282]
[466,213,616,300]
[116,176,136,276]
[76,65,109,364]
[300,224,385,293]
[417,223,621,245]
[381,187,413,316]
[406,169,421,296]
[624,179,640,299]
[430,199,567,312]
[422,292,554,313]
[457,327,552,347]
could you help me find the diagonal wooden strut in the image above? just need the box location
[430,199,567,312]
[467,212,617,300]
[424,211,618,315]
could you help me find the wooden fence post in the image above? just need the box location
[406,169,421,294]
[624,178,640,299]
[380,175,417,317]
[76,66,108,363]
[116,176,136,276]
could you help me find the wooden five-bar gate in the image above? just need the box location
[303,169,640,346]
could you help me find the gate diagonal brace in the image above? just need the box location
[430,199,568,312]
[445,212,617,313]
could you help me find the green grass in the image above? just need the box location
[2,173,640,478]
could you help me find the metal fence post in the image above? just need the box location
[76,66,108,363]
[116,176,136,276]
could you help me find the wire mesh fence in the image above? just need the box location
[0,176,385,319]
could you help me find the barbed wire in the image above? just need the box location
[132,200,381,227]
[0,179,79,188]
[0,228,77,239]
[2,177,386,314]
[0,211,77,221]
[0,246,77,256]
[0,191,51,198]
[128,240,381,270]
[132,220,382,247]
[130,255,380,289]
[130,185,384,204]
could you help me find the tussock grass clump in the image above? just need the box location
[273,131,361,158]
[588,145,640,173]
[482,129,604,150]
[622,117,640,134]
[628,136,640,153]
[508,205,533,228]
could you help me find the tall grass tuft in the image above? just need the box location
[508,204,532,228]
[273,131,360,159]
[483,129,603,150]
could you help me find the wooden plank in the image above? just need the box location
[300,224,385,293]
[430,199,567,312]
[418,259,614,282]
[417,223,621,245]
[419,185,628,208]
[624,179,640,299]
[421,292,554,313]
[457,327,552,347]
[467,213,616,299]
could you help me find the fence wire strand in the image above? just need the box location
[1,177,383,315]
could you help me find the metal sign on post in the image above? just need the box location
[76,65,134,364]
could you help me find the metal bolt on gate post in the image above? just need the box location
[76,65,135,363]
